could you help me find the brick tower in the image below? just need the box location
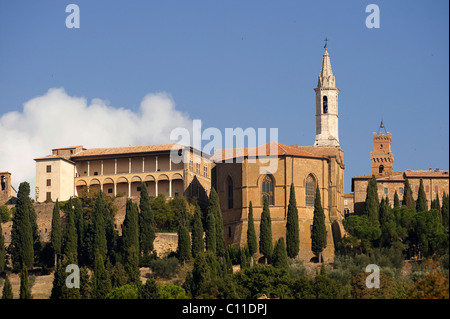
[370,121,394,176]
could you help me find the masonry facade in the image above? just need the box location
[213,48,345,262]
[34,144,212,203]
[0,172,16,206]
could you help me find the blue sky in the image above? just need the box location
[0,0,448,194]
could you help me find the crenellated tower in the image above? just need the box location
[370,121,394,176]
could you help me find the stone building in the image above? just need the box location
[0,172,16,206]
[212,48,345,262]
[34,144,212,203]
[351,123,449,213]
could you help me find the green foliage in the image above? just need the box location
[313,265,343,299]
[62,199,78,264]
[416,178,427,212]
[139,278,160,299]
[110,262,128,288]
[19,265,32,299]
[441,192,449,232]
[139,182,155,254]
[364,175,380,223]
[272,238,289,270]
[0,205,11,223]
[91,193,109,263]
[205,209,216,253]
[91,252,112,299]
[246,201,257,258]
[286,184,299,259]
[402,179,415,210]
[208,188,225,257]
[170,194,193,228]
[10,182,35,270]
[124,246,140,285]
[123,200,140,255]
[177,224,191,262]
[79,266,91,299]
[259,197,273,263]
[106,284,139,299]
[341,214,381,254]
[191,204,204,258]
[159,284,188,299]
[151,194,176,231]
[149,257,179,279]
[239,246,251,270]
[350,272,395,299]
[51,200,62,256]
[0,227,5,272]
[311,187,327,261]
[2,275,13,299]
[394,191,400,208]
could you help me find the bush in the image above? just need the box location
[159,284,188,299]
[288,258,306,279]
[0,206,10,223]
[149,257,179,279]
[106,284,139,299]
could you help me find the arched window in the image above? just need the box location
[227,176,233,209]
[305,174,316,207]
[323,96,328,114]
[261,175,274,205]
[379,165,384,174]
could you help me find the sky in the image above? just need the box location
[0,0,448,196]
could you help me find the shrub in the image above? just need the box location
[149,257,179,279]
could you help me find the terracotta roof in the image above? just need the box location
[297,145,341,157]
[34,155,75,163]
[404,169,449,178]
[211,142,326,162]
[71,143,184,158]
[52,145,84,150]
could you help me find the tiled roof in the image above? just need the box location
[352,170,449,180]
[34,155,75,163]
[71,143,183,158]
[211,142,326,162]
[404,169,449,178]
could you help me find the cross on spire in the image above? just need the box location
[324,37,328,50]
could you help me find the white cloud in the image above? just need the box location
[0,88,192,196]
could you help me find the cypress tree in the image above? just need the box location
[259,196,273,264]
[416,178,427,212]
[205,210,216,254]
[74,198,86,264]
[139,182,155,255]
[431,193,441,212]
[379,196,392,226]
[286,183,300,259]
[247,201,257,266]
[10,182,34,270]
[191,252,210,297]
[441,192,449,231]
[402,179,415,210]
[19,264,32,299]
[62,199,78,264]
[177,224,191,262]
[2,275,13,299]
[91,251,111,299]
[79,266,91,299]
[208,188,225,257]
[272,238,289,270]
[393,191,400,208]
[0,226,5,272]
[51,199,62,266]
[50,259,64,299]
[124,246,140,285]
[364,175,380,223]
[92,193,108,262]
[311,187,327,263]
[239,246,250,270]
[123,200,140,255]
[191,204,204,258]
[139,278,160,299]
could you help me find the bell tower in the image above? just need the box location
[314,48,340,147]
[370,121,394,176]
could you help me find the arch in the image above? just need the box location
[144,175,155,182]
[261,174,274,205]
[89,178,101,186]
[158,174,169,181]
[117,176,128,183]
[131,176,142,183]
[227,175,234,209]
[379,165,384,174]
[103,177,114,184]
[305,174,316,207]
[76,179,87,187]
[171,173,183,180]
[323,96,328,114]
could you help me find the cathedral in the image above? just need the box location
[212,48,345,262]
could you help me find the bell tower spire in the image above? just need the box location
[314,46,340,147]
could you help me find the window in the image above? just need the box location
[379,165,384,174]
[399,187,404,194]
[46,165,52,173]
[46,192,51,201]
[137,186,141,192]
[1,176,6,190]
[189,160,193,171]
[323,96,328,114]
[384,188,388,194]
[204,165,208,177]
[380,144,383,149]
[228,226,232,238]
[196,163,200,174]
[94,172,98,176]
[344,208,350,218]
[227,176,233,209]
[261,175,274,205]
[305,174,315,207]
[46,179,51,187]
[108,188,113,194]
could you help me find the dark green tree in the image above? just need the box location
[91,252,112,299]
[51,199,62,266]
[394,191,400,208]
[190,253,211,297]
[110,262,128,288]
[123,200,140,255]
[286,184,299,258]
[139,182,155,255]
[62,199,78,264]
[92,193,108,262]
[205,209,216,254]
[79,266,91,299]
[2,275,13,299]
[139,278,160,299]
[247,201,257,266]
[441,192,449,232]
[259,197,273,264]
[191,204,204,258]
[124,246,140,285]
[208,188,225,257]
[50,260,64,299]
[177,224,191,262]
[431,193,441,212]
[74,198,86,265]
[379,196,392,226]
[239,246,251,270]
[0,226,5,272]
[19,264,32,299]
[416,178,427,212]
[311,187,327,263]
[364,175,380,223]
[9,182,34,270]
[402,179,415,210]
[272,238,289,270]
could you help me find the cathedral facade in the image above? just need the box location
[212,48,345,262]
